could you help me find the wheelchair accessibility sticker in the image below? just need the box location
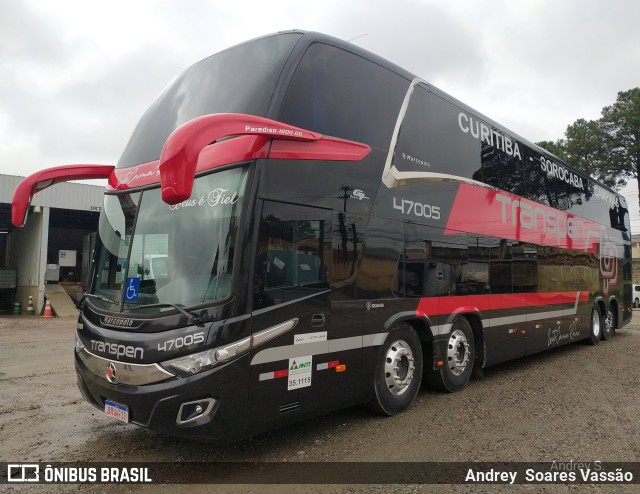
[124,277,140,302]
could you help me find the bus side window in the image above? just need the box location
[512,243,538,293]
[254,201,331,309]
[489,239,513,294]
[480,142,526,197]
[465,235,491,295]
[402,224,468,297]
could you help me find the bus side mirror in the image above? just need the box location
[158,114,319,205]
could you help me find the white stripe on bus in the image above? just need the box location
[251,293,584,365]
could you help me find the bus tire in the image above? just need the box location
[429,317,474,392]
[588,304,603,345]
[368,323,423,416]
[602,305,615,341]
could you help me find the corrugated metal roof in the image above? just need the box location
[0,174,105,212]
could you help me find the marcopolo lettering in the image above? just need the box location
[91,339,144,360]
[458,112,522,160]
[101,316,135,328]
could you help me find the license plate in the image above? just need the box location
[104,399,129,423]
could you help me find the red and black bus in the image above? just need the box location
[13,31,631,442]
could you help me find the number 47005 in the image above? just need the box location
[393,197,440,219]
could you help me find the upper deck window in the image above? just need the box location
[278,43,408,150]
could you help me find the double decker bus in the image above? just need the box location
[13,31,631,442]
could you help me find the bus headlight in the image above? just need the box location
[160,336,251,376]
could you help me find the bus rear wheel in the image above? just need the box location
[602,305,615,341]
[429,317,474,392]
[368,323,423,416]
[588,305,603,345]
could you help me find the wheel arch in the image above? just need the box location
[439,308,486,371]
[383,312,434,342]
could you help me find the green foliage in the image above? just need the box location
[536,139,570,163]
[537,88,640,193]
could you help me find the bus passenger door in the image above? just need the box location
[247,201,333,436]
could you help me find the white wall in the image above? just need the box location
[9,207,49,310]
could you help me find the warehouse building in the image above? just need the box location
[0,174,105,314]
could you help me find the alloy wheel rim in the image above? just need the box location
[384,339,415,395]
[447,329,470,376]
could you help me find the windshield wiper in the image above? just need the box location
[131,302,205,326]
[78,295,205,326]
[78,293,120,308]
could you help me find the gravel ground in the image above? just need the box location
[1,312,639,493]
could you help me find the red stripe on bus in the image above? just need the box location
[416,291,589,317]
[445,183,602,254]
[273,369,289,379]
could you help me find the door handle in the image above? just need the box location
[311,313,326,328]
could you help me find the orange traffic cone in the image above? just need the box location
[42,299,54,318]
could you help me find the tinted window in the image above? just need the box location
[254,201,331,309]
[118,33,302,167]
[489,239,513,294]
[401,224,468,297]
[394,86,482,181]
[511,243,538,293]
[466,235,492,295]
[480,143,526,196]
[278,43,408,150]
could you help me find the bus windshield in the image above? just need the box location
[91,167,248,312]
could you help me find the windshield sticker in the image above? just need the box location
[168,188,239,211]
[272,257,285,270]
[124,277,140,302]
[288,356,312,391]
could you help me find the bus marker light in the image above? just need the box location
[436,361,444,367]
[520,330,526,334]
[335,365,347,373]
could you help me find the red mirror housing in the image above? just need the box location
[158,113,370,205]
[12,164,114,227]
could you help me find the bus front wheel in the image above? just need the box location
[429,317,474,392]
[368,323,423,416]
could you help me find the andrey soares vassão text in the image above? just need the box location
[465,464,634,484]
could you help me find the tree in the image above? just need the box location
[536,139,570,163]
[600,88,640,193]
[537,88,640,209]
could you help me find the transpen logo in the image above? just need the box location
[600,232,618,296]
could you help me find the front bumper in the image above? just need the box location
[75,351,250,442]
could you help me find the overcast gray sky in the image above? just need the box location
[1,0,639,228]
